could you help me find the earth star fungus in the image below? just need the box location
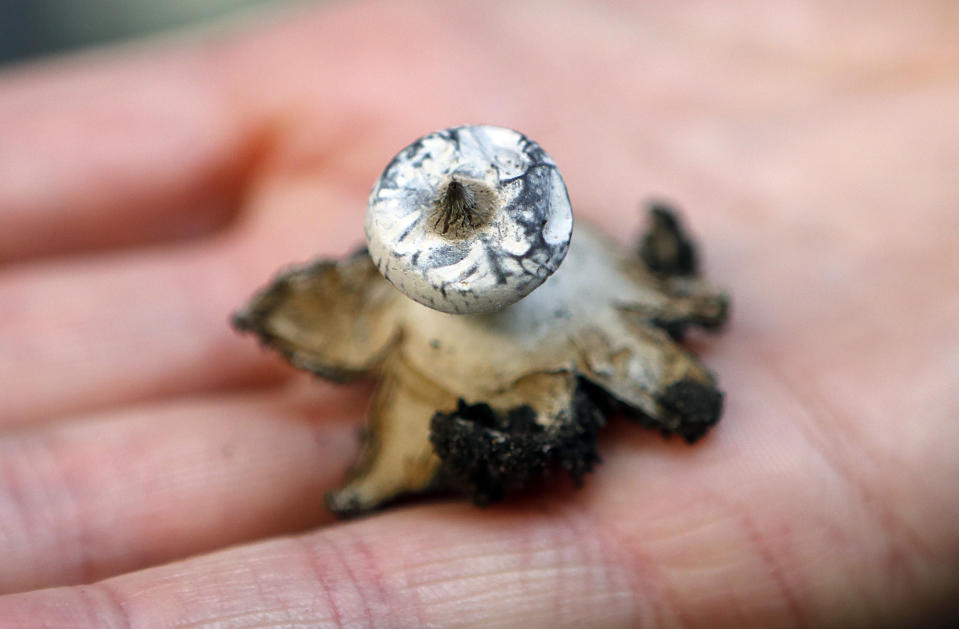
[233,125,729,515]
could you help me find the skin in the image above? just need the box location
[0,0,957,626]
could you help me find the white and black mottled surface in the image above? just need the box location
[365,125,573,314]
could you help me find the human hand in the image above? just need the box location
[1,1,957,626]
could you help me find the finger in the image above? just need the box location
[0,44,255,263]
[0,502,643,628]
[0,378,367,594]
[0,173,368,426]
[1,496,950,628]
[0,237,268,424]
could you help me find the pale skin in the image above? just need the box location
[0,0,957,626]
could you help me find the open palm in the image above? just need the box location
[1,1,957,626]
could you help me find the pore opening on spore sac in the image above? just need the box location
[429,177,497,239]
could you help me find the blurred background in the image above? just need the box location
[0,0,293,65]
